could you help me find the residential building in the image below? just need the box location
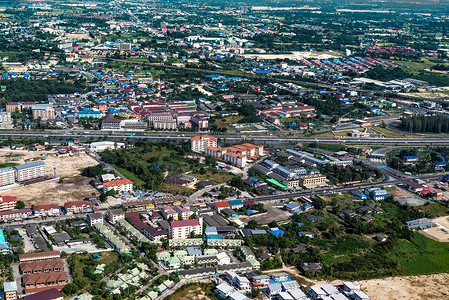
[232,274,251,293]
[14,161,46,182]
[3,281,17,300]
[21,288,63,300]
[153,120,177,130]
[108,209,125,224]
[20,259,64,274]
[32,104,55,120]
[174,205,194,219]
[87,213,104,226]
[161,206,179,221]
[102,179,133,193]
[190,135,218,152]
[22,271,68,293]
[251,275,270,287]
[0,196,16,211]
[0,167,15,187]
[64,201,92,214]
[169,219,202,239]
[101,114,122,130]
[19,251,61,263]
[223,152,247,168]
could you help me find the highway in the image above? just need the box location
[2,130,449,145]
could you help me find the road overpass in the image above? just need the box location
[2,130,449,146]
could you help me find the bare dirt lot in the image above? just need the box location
[0,149,98,205]
[0,148,98,177]
[420,215,449,242]
[7,176,97,206]
[359,273,449,300]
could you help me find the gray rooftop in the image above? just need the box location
[14,161,45,170]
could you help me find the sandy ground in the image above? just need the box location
[7,177,97,206]
[358,273,449,300]
[0,148,99,205]
[0,148,98,177]
[399,92,449,100]
[420,215,449,242]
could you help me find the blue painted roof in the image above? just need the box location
[14,161,45,170]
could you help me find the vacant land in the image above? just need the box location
[389,233,449,275]
[360,273,449,300]
[7,176,97,206]
[0,148,98,177]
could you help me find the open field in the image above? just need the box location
[359,273,449,300]
[7,176,97,206]
[0,148,99,205]
[235,203,291,224]
[0,148,98,177]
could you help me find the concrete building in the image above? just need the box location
[90,141,125,152]
[101,114,122,130]
[169,218,202,239]
[87,213,104,226]
[32,204,60,217]
[153,120,177,130]
[190,135,218,153]
[108,209,125,224]
[32,104,55,120]
[0,196,16,211]
[0,167,15,187]
[14,161,46,182]
[3,281,17,300]
[102,179,133,193]
[64,201,92,214]
[299,174,327,189]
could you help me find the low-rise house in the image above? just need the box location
[241,246,255,260]
[103,179,133,193]
[266,282,282,297]
[195,254,218,266]
[271,272,290,282]
[108,209,125,224]
[251,275,270,287]
[64,201,92,214]
[299,262,322,274]
[232,274,251,293]
[87,212,103,226]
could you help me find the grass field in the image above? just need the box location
[111,164,146,186]
[189,170,234,184]
[214,116,244,130]
[370,126,413,138]
[0,162,18,168]
[389,233,449,275]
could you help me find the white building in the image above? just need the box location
[14,161,45,182]
[87,212,104,226]
[108,209,125,224]
[102,179,133,193]
[0,167,15,187]
[169,218,202,239]
[190,135,218,152]
[90,141,125,152]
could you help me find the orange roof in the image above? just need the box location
[103,179,133,187]
[224,152,246,158]
[205,146,224,152]
[215,201,230,207]
[190,135,217,142]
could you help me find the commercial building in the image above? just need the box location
[0,208,31,222]
[190,135,218,152]
[90,141,125,152]
[64,201,92,214]
[299,174,327,189]
[169,219,202,239]
[102,179,134,193]
[14,161,46,182]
